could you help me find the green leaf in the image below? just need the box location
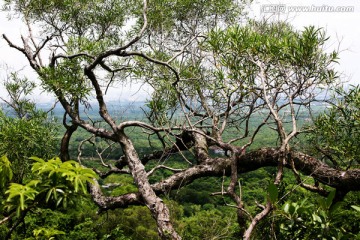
[46,189,53,203]
[5,182,39,212]
[31,157,62,176]
[325,190,336,209]
[59,161,96,193]
[351,205,360,212]
[312,213,322,223]
[283,202,290,213]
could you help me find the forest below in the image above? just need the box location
[1,99,359,239]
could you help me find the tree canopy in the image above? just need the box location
[1,0,359,239]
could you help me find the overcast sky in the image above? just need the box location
[250,0,360,85]
[1,0,359,103]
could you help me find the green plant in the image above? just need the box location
[2,157,97,238]
[32,227,65,240]
[309,86,360,169]
[0,72,58,183]
[276,191,358,239]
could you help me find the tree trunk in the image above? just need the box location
[118,131,181,239]
[59,124,78,162]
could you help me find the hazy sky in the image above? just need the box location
[250,0,360,85]
[1,0,359,103]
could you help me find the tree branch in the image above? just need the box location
[90,147,360,210]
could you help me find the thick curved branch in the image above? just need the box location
[90,148,360,210]
[237,148,360,191]
[88,180,143,210]
[60,123,78,162]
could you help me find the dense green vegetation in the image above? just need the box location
[1,101,359,239]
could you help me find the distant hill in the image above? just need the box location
[1,100,148,120]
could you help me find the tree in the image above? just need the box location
[1,0,359,239]
[309,86,360,171]
[0,71,58,183]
